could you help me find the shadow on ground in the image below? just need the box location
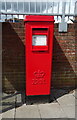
[1,87,76,113]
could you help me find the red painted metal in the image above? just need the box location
[24,15,54,96]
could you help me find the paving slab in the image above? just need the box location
[75,98,77,106]
[2,94,16,113]
[16,92,25,107]
[57,94,75,107]
[68,89,77,100]
[76,105,77,119]
[16,93,22,107]
[2,93,16,103]
[70,90,75,96]
[57,93,75,118]
[1,89,76,119]
[62,105,75,118]
[75,89,77,99]
[2,108,15,119]
[38,103,67,118]
[42,118,71,120]
[0,114,2,120]
[15,104,41,119]
[0,104,2,114]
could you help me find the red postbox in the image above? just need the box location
[24,15,54,96]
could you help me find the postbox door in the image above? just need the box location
[26,22,54,96]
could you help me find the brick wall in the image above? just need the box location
[2,22,25,93]
[2,22,76,93]
[52,24,76,88]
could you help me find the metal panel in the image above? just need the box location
[59,2,67,32]
[0,2,1,21]
[75,1,77,15]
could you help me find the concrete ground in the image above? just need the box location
[0,88,77,119]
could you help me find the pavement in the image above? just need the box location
[0,88,77,120]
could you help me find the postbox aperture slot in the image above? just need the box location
[32,28,49,51]
[33,28,48,35]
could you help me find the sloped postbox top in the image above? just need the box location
[24,15,54,22]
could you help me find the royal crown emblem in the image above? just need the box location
[34,70,45,78]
